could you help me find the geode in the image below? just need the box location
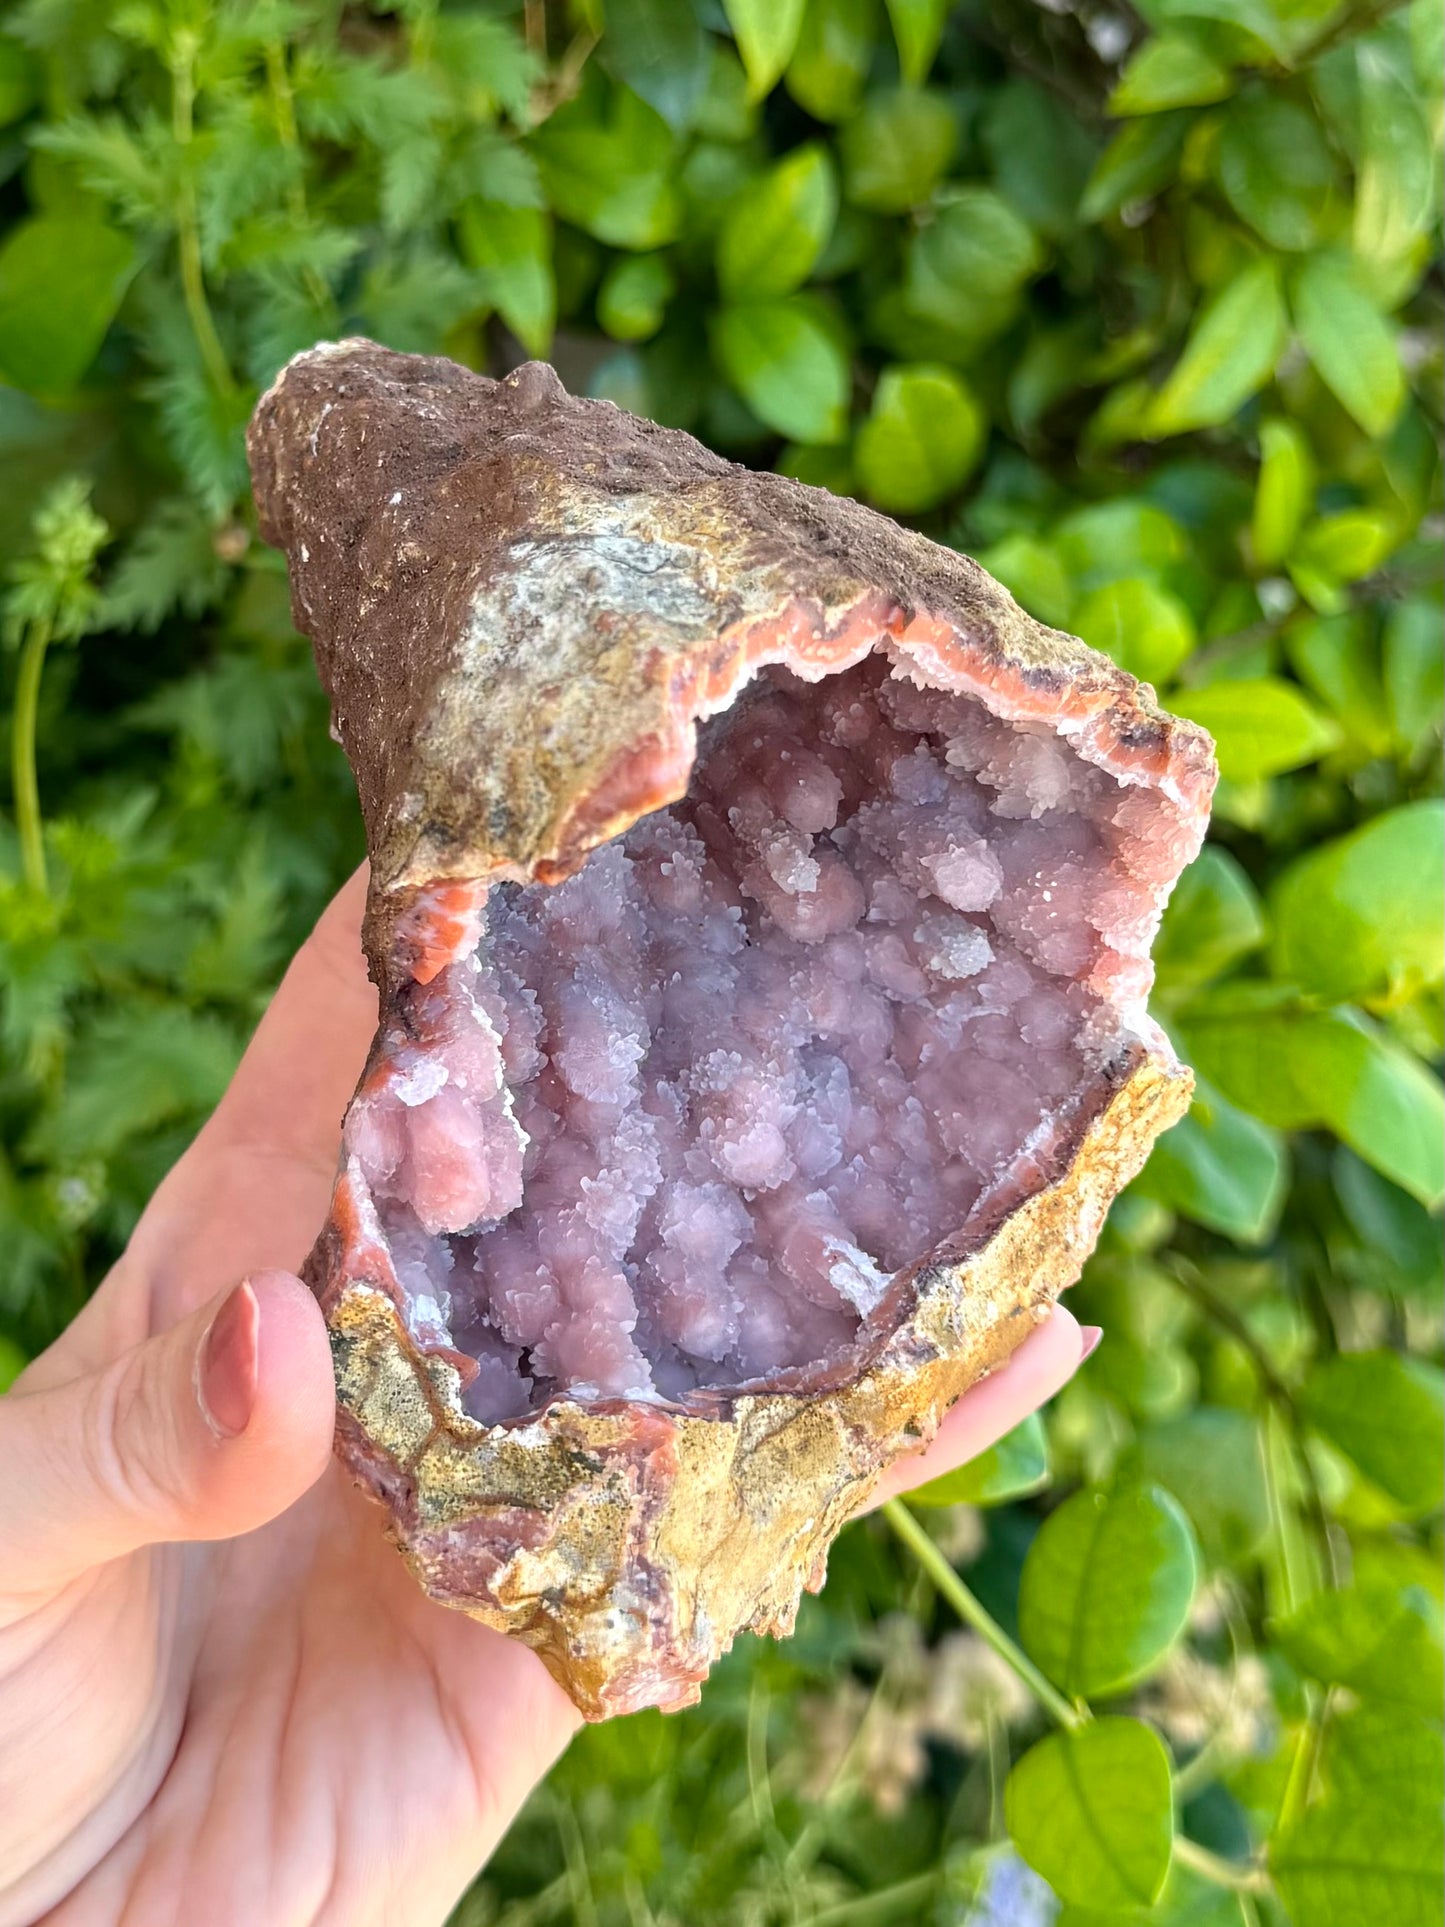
[247,342,1215,1721]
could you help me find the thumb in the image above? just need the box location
[0,1271,335,1597]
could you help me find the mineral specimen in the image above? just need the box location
[247,342,1216,1720]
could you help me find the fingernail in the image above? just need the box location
[1078,1325,1104,1362]
[197,1281,260,1440]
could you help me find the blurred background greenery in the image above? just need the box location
[0,0,1440,1921]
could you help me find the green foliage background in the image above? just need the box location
[0,0,1441,1921]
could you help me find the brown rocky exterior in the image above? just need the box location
[248,341,1214,1721]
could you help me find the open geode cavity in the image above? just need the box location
[248,343,1216,1720]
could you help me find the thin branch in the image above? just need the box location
[1174,1835,1272,1896]
[882,1500,1086,1733]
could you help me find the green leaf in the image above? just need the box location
[0,37,40,128]
[1354,37,1439,271]
[1153,847,1266,997]
[1055,500,1187,590]
[1152,0,1293,60]
[711,299,850,443]
[1109,36,1233,114]
[910,1412,1050,1507]
[975,532,1075,629]
[1182,1004,1445,1207]
[1006,1719,1174,1909]
[1284,612,1391,756]
[531,87,680,250]
[600,0,711,131]
[1081,112,1190,222]
[1301,1351,1445,1518]
[458,202,555,357]
[1384,600,1445,757]
[723,0,807,100]
[1275,1581,1444,1710]
[1074,577,1196,687]
[1270,802,1445,1005]
[786,0,879,123]
[1273,1708,1445,1927]
[840,86,957,213]
[0,1335,26,1392]
[1289,510,1398,613]
[717,143,838,300]
[0,216,137,395]
[1145,258,1287,437]
[981,79,1099,239]
[1334,1147,1445,1299]
[1290,251,1406,438]
[1251,417,1314,569]
[1171,677,1339,781]
[1124,1409,1271,1566]
[1019,1483,1199,1698]
[884,0,948,83]
[1215,92,1338,252]
[904,188,1041,328]
[596,253,675,342]
[855,362,985,512]
[1140,1075,1288,1245]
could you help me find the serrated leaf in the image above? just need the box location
[1109,35,1233,114]
[1290,250,1405,439]
[711,298,850,443]
[717,143,837,300]
[723,0,807,100]
[855,362,985,512]
[1006,1719,1174,1909]
[1146,258,1286,437]
[1301,1352,1445,1518]
[1270,802,1444,1006]
[1019,1483,1198,1698]
[102,497,228,632]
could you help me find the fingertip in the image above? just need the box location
[246,1268,336,1485]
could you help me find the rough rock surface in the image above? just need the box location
[248,342,1216,1720]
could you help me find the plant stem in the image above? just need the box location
[10,618,52,895]
[1173,1835,1271,1896]
[882,1500,1085,1732]
[264,40,330,309]
[808,1870,940,1926]
[170,28,234,396]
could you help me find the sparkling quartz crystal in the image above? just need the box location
[248,343,1216,1719]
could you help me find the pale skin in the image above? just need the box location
[0,869,1095,1927]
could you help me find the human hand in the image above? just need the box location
[0,870,1095,1927]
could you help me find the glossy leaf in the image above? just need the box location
[786,0,878,122]
[883,0,948,83]
[1290,250,1406,438]
[1109,35,1233,114]
[717,144,837,300]
[1146,258,1286,437]
[910,1412,1050,1507]
[1153,847,1266,997]
[1215,93,1337,252]
[1301,1351,1445,1518]
[1276,1581,1444,1710]
[1170,678,1340,781]
[855,362,985,512]
[1384,600,1445,757]
[905,188,1040,328]
[711,298,850,443]
[1019,1483,1198,1698]
[1354,37,1439,270]
[1006,1719,1174,1909]
[1251,416,1314,569]
[0,217,137,394]
[531,88,680,250]
[597,253,675,342]
[839,86,956,212]
[723,0,808,99]
[458,202,555,357]
[1074,576,1196,687]
[1183,1004,1445,1208]
[600,0,711,130]
[1270,802,1445,1005]
[1140,1075,1288,1245]
[1082,112,1190,221]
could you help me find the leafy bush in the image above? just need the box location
[0,0,1440,1921]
